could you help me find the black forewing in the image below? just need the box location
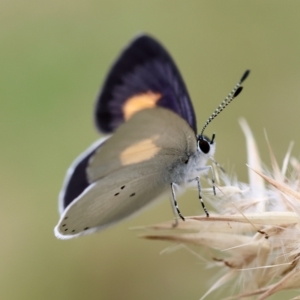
[94,34,197,134]
[59,139,107,212]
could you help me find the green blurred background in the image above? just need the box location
[1,1,300,299]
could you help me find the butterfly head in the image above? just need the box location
[197,133,215,156]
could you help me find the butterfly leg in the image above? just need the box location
[194,176,209,217]
[170,183,185,226]
[195,165,216,196]
[170,198,179,227]
[189,165,217,217]
[211,158,225,173]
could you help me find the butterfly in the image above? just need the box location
[55,34,249,239]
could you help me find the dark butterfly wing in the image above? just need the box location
[95,34,197,134]
[58,138,108,213]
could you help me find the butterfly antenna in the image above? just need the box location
[200,70,250,137]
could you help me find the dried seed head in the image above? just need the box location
[141,119,300,300]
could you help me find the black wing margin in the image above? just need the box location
[94,34,197,134]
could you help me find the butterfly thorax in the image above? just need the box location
[166,145,214,186]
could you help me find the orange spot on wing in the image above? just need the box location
[119,136,160,165]
[123,92,161,120]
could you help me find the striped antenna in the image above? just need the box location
[200,70,250,137]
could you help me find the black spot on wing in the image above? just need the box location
[59,214,89,235]
[95,34,197,134]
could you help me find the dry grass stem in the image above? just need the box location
[141,119,300,299]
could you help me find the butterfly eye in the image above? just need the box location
[198,138,210,154]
